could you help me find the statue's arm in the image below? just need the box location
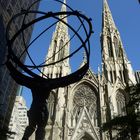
[6,61,33,88]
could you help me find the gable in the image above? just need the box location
[70,108,100,140]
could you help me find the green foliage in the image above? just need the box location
[103,84,140,140]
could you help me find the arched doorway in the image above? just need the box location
[80,136,94,140]
[78,132,94,140]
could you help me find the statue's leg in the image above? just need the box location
[35,126,46,140]
[35,106,49,140]
[22,125,36,140]
[22,110,36,140]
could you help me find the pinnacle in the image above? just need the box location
[61,0,67,12]
[102,0,116,29]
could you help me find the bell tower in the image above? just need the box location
[101,0,136,85]
[100,1,136,139]
[42,0,71,139]
[43,0,71,79]
[100,0,136,138]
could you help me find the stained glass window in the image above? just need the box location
[73,84,97,123]
[116,92,126,116]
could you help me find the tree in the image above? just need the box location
[103,84,140,140]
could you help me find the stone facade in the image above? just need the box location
[30,0,136,140]
[100,1,136,139]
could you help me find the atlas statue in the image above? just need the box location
[5,0,93,140]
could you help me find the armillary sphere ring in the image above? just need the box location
[6,0,93,87]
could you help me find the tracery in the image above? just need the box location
[116,92,126,116]
[73,84,97,125]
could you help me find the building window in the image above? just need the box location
[52,40,57,61]
[79,133,94,140]
[110,71,113,83]
[122,70,126,83]
[119,70,124,82]
[119,70,122,80]
[113,71,116,81]
[107,37,113,57]
[114,36,121,57]
[58,39,64,60]
[116,92,126,116]
[135,71,140,84]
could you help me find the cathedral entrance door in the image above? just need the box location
[80,135,94,140]
[78,133,94,140]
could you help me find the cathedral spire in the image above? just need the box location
[61,0,66,12]
[101,0,136,85]
[58,0,67,24]
[102,0,116,32]
[56,0,68,32]
[100,1,136,132]
[43,0,71,78]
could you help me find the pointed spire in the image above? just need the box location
[103,0,111,14]
[102,0,116,29]
[64,0,66,3]
[44,0,70,78]
[59,0,67,23]
[53,0,68,37]
[61,0,67,12]
[79,51,87,68]
[103,0,109,7]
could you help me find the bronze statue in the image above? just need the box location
[5,0,93,139]
[6,58,88,140]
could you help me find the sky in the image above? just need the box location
[21,0,140,108]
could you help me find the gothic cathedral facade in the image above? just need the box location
[30,0,136,140]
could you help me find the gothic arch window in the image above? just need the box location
[116,92,126,116]
[73,84,97,126]
[78,132,94,140]
[113,71,116,81]
[107,37,113,57]
[58,39,64,60]
[119,70,125,82]
[47,92,55,121]
[110,71,113,83]
[114,36,121,57]
[53,40,57,61]
[80,136,93,140]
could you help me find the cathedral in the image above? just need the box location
[30,0,136,140]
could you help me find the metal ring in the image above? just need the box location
[6,0,93,86]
